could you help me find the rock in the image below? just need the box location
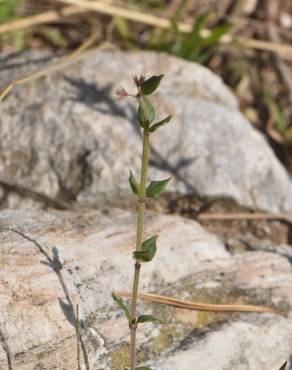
[153,314,289,370]
[0,49,292,212]
[0,208,291,369]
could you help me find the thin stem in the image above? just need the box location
[129,130,150,370]
[136,131,150,252]
[76,304,81,370]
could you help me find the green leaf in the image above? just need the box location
[133,235,158,262]
[114,17,131,39]
[190,49,212,64]
[149,115,172,132]
[12,30,28,52]
[284,126,292,147]
[201,22,232,47]
[140,75,164,95]
[114,17,137,48]
[180,11,210,58]
[137,315,166,324]
[129,170,140,195]
[0,0,22,23]
[263,90,287,134]
[112,293,131,321]
[279,362,287,370]
[38,27,67,47]
[170,0,189,27]
[146,178,171,198]
[138,96,155,127]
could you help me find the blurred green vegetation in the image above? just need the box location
[263,89,288,135]
[0,0,291,165]
[115,10,232,64]
[0,0,28,51]
[0,0,232,63]
[0,0,22,24]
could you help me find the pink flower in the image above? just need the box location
[133,74,145,88]
[115,87,129,100]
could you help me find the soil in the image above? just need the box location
[148,193,292,246]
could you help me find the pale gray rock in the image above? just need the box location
[0,49,291,212]
[153,315,290,370]
[0,208,291,370]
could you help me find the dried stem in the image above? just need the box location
[0,28,102,102]
[118,291,275,314]
[130,130,150,370]
[59,0,292,60]
[76,304,81,370]
[0,6,82,35]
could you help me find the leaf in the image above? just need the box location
[146,178,171,198]
[201,22,232,47]
[170,0,189,27]
[180,11,210,58]
[129,170,140,195]
[133,235,158,262]
[279,362,287,370]
[0,0,21,23]
[263,91,287,134]
[149,115,172,132]
[140,75,164,95]
[284,126,292,147]
[112,293,131,321]
[138,96,155,127]
[12,30,28,52]
[137,315,166,324]
[114,17,137,48]
[38,27,67,47]
[114,17,131,39]
[190,48,211,64]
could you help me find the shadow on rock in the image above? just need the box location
[8,229,90,370]
[65,76,199,198]
[65,76,126,118]
[0,328,13,370]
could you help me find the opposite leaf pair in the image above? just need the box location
[133,235,157,262]
[112,293,166,326]
[137,75,172,132]
[138,95,171,132]
[138,95,171,133]
[129,171,171,198]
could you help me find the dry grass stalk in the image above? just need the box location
[1,0,292,59]
[198,212,292,222]
[117,291,274,314]
[0,29,106,101]
[0,6,84,34]
[58,0,292,60]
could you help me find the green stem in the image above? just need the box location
[130,130,150,370]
